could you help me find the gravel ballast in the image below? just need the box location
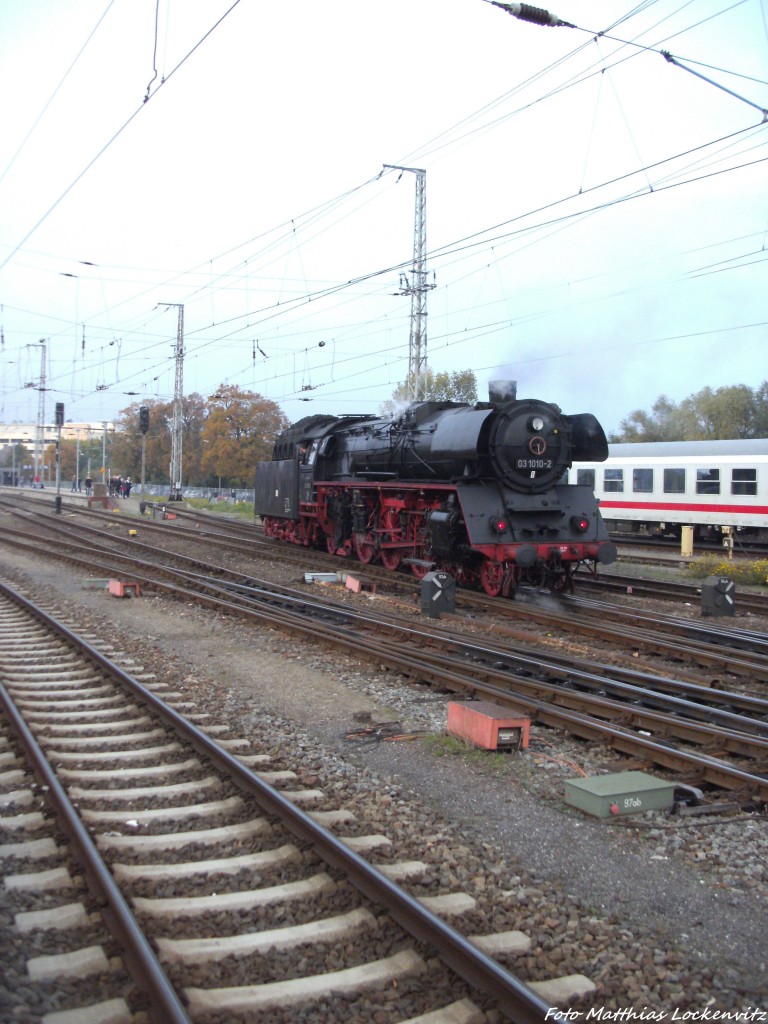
[1,540,766,1018]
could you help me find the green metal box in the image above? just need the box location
[564,771,675,818]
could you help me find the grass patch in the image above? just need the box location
[184,497,258,521]
[423,733,518,773]
[680,554,768,587]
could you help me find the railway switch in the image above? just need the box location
[701,576,735,617]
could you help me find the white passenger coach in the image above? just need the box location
[568,439,768,542]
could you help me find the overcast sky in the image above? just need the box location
[1,0,766,438]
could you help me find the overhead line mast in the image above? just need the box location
[34,339,46,487]
[161,303,185,501]
[384,165,435,403]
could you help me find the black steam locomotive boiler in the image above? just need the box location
[254,381,616,596]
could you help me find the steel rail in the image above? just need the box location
[4,518,768,730]
[189,571,768,733]
[174,574,768,770]
[565,594,768,656]
[8,518,768,732]
[452,616,768,715]
[9,500,768,673]
[0,581,552,1024]
[580,573,768,617]
[4,526,768,797]
[5,490,768,620]
[164,579,768,795]
[6,511,768,692]
[485,598,768,677]
[0,679,192,1024]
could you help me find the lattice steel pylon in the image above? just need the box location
[162,304,184,500]
[34,339,46,485]
[384,165,435,402]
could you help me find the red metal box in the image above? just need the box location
[447,701,530,751]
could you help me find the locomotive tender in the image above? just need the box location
[254,381,617,597]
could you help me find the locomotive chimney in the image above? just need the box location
[489,380,517,405]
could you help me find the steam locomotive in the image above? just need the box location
[254,381,617,597]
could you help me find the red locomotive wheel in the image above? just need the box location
[380,549,402,571]
[480,558,504,597]
[353,531,377,564]
[410,561,431,580]
[379,508,403,571]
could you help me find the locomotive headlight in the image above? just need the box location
[529,415,545,432]
[490,516,508,534]
[570,515,590,533]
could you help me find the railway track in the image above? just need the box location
[2,507,768,802]
[3,488,768,1013]
[119,502,768,620]
[5,501,768,684]
[1,581,568,1023]
[578,571,768,618]
[6,491,768,618]
[609,535,768,558]
[4,498,767,667]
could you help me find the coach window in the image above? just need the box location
[603,468,624,492]
[577,468,596,488]
[732,468,757,495]
[696,468,720,495]
[632,468,653,493]
[663,468,685,493]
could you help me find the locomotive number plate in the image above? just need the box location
[515,458,553,470]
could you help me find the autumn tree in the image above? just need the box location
[55,435,110,483]
[616,395,689,442]
[0,443,31,482]
[202,385,289,487]
[678,385,759,439]
[111,400,172,484]
[381,368,478,415]
[111,394,208,487]
[753,381,768,437]
[175,393,208,484]
[615,382,768,441]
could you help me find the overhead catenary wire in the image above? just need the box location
[144,0,161,103]
[1,1,765,418]
[5,113,765,410]
[0,0,118,190]
[4,131,765,413]
[0,0,245,276]
[661,49,768,119]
